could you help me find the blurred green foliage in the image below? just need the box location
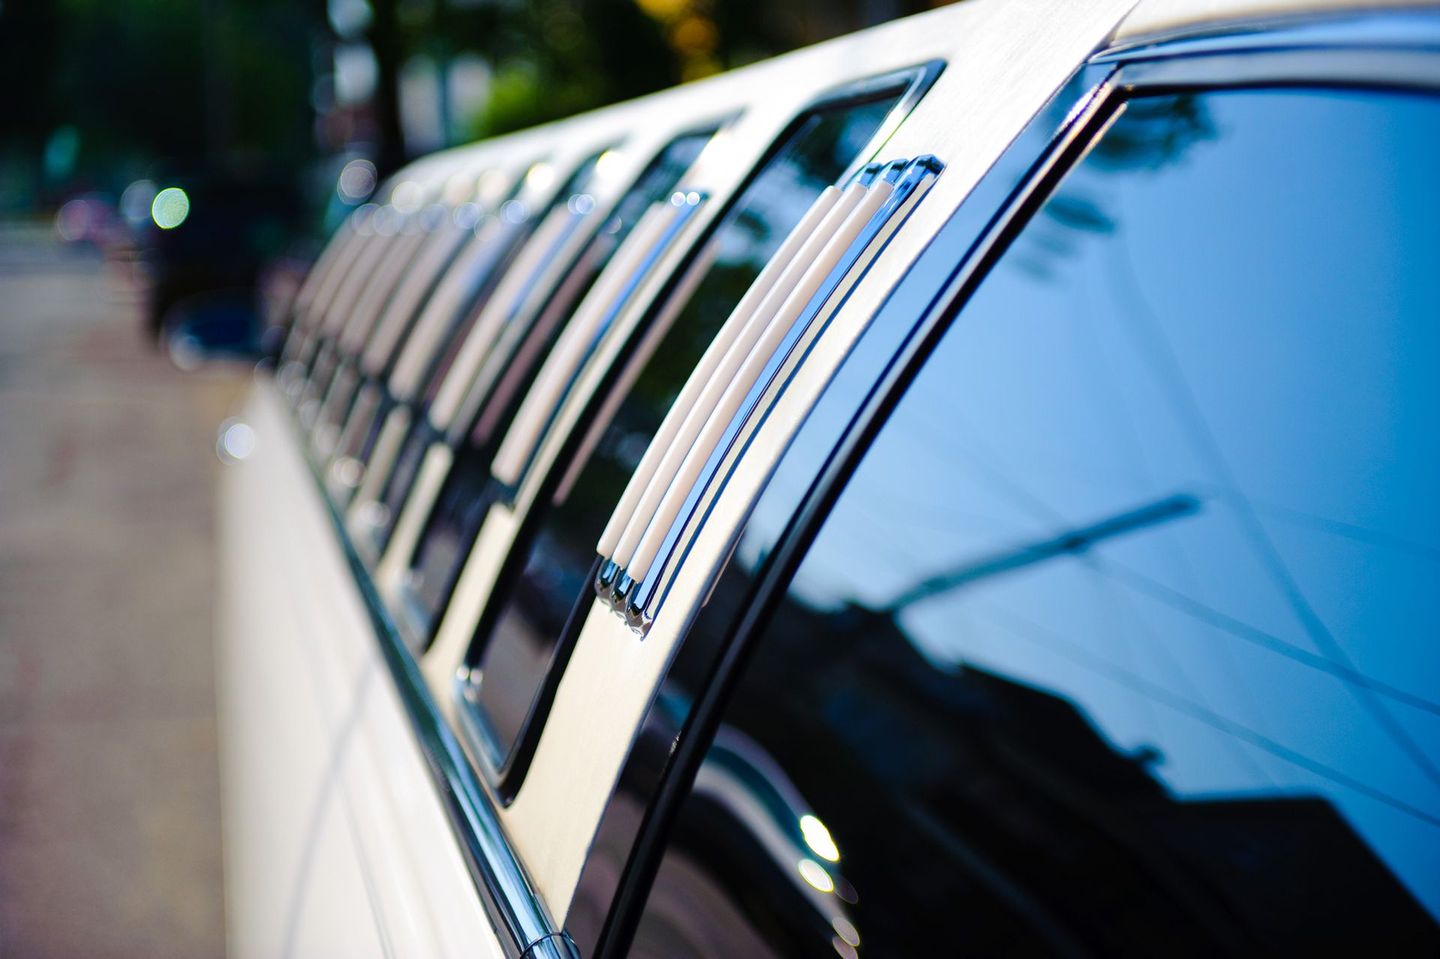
[0,0,317,209]
[462,0,675,137]
[0,0,945,213]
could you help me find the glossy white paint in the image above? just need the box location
[1118,0,1431,39]
[221,380,504,958]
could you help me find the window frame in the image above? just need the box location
[451,62,948,804]
[584,14,1440,957]
[384,121,731,647]
[498,61,944,507]
[340,156,593,560]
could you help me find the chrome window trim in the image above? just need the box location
[831,60,946,184]
[377,123,732,659]
[602,154,945,634]
[286,204,370,343]
[377,161,535,404]
[496,189,710,499]
[360,204,482,381]
[415,57,974,738]
[493,60,946,504]
[580,15,1440,956]
[447,120,733,452]
[302,158,529,443]
[292,215,417,429]
[302,207,414,388]
[338,204,538,538]
[283,203,376,357]
[343,155,604,534]
[347,151,619,567]
[337,210,440,360]
[421,148,618,437]
[446,62,950,805]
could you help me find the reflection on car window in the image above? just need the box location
[630,87,1440,956]
[467,92,907,772]
[400,130,717,638]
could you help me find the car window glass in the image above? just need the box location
[628,86,1440,957]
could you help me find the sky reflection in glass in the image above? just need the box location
[792,87,1440,918]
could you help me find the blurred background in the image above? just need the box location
[0,0,947,956]
[1,0,949,356]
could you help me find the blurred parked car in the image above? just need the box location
[218,1,1440,956]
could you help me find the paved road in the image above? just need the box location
[0,225,242,958]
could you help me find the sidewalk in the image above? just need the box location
[0,225,242,958]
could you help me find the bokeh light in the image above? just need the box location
[797,858,836,893]
[215,418,257,463]
[150,187,191,229]
[337,158,378,203]
[120,179,158,226]
[390,179,424,212]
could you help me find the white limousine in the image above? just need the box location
[218,0,1440,955]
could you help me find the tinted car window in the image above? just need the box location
[629,87,1440,956]
[466,92,908,774]
[396,130,718,636]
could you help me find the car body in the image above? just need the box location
[217,1,1440,955]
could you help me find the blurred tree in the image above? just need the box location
[0,0,321,208]
[0,0,950,215]
[369,0,408,175]
[464,0,676,137]
[402,0,948,139]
